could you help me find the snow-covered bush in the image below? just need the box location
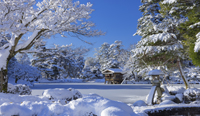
[163,87,200,103]
[184,88,200,103]
[42,88,82,104]
[7,83,31,95]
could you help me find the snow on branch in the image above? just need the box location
[0,0,105,70]
[0,0,104,42]
[15,30,40,52]
[194,32,200,52]
[132,43,183,57]
[162,0,177,4]
[189,22,200,29]
[137,33,177,47]
[0,46,11,69]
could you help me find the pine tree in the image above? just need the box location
[95,42,110,71]
[162,0,200,66]
[84,57,102,79]
[133,0,190,88]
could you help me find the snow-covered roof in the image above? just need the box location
[148,69,164,76]
[102,68,123,74]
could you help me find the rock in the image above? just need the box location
[172,97,181,103]
[175,94,183,102]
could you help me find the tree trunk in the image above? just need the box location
[177,58,190,89]
[1,52,14,93]
[0,68,8,92]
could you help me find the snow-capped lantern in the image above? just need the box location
[147,69,164,104]
[148,69,164,86]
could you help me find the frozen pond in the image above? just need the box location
[30,83,200,104]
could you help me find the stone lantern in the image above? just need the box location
[148,69,164,104]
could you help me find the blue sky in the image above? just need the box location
[46,0,142,57]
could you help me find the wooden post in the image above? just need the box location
[177,58,190,89]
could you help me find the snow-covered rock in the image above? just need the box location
[167,86,186,95]
[67,88,82,100]
[184,88,200,102]
[42,88,82,104]
[43,88,73,100]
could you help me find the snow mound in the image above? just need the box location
[161,92,176,101]
[68,94,134,116]
[7,83,31,95]
[133,100,147,107]
[0,91,135,116]
[101,106,131,116]
[159,100,176,105]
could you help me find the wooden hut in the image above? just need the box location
[102,68,123,84]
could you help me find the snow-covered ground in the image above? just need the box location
[31,83,152,104]
[31,83,200,104]
[2,82,200,115]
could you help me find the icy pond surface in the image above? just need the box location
[30,83,200,104]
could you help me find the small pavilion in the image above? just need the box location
[102,68,123,84]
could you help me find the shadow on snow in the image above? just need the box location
[30,83,152,90]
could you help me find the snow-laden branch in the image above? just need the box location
[189,22,200,29]
[162,0,177,4]
[15,30,40,51]
[132,43,183,57]
[137,33,177,47]
[0,46,11,69]
[194,32,200,52]
[0,0,105,71]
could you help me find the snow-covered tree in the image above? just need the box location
[32,44,89,79]
[162,0,200,66]
[80,66,95,80]
[16,53,31,65]
[0,0,104,92]
[133,0,190,88]
[7,57,41,85]
[95,41,130,71]
[95,42,110,71]
[82,57,102,79]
